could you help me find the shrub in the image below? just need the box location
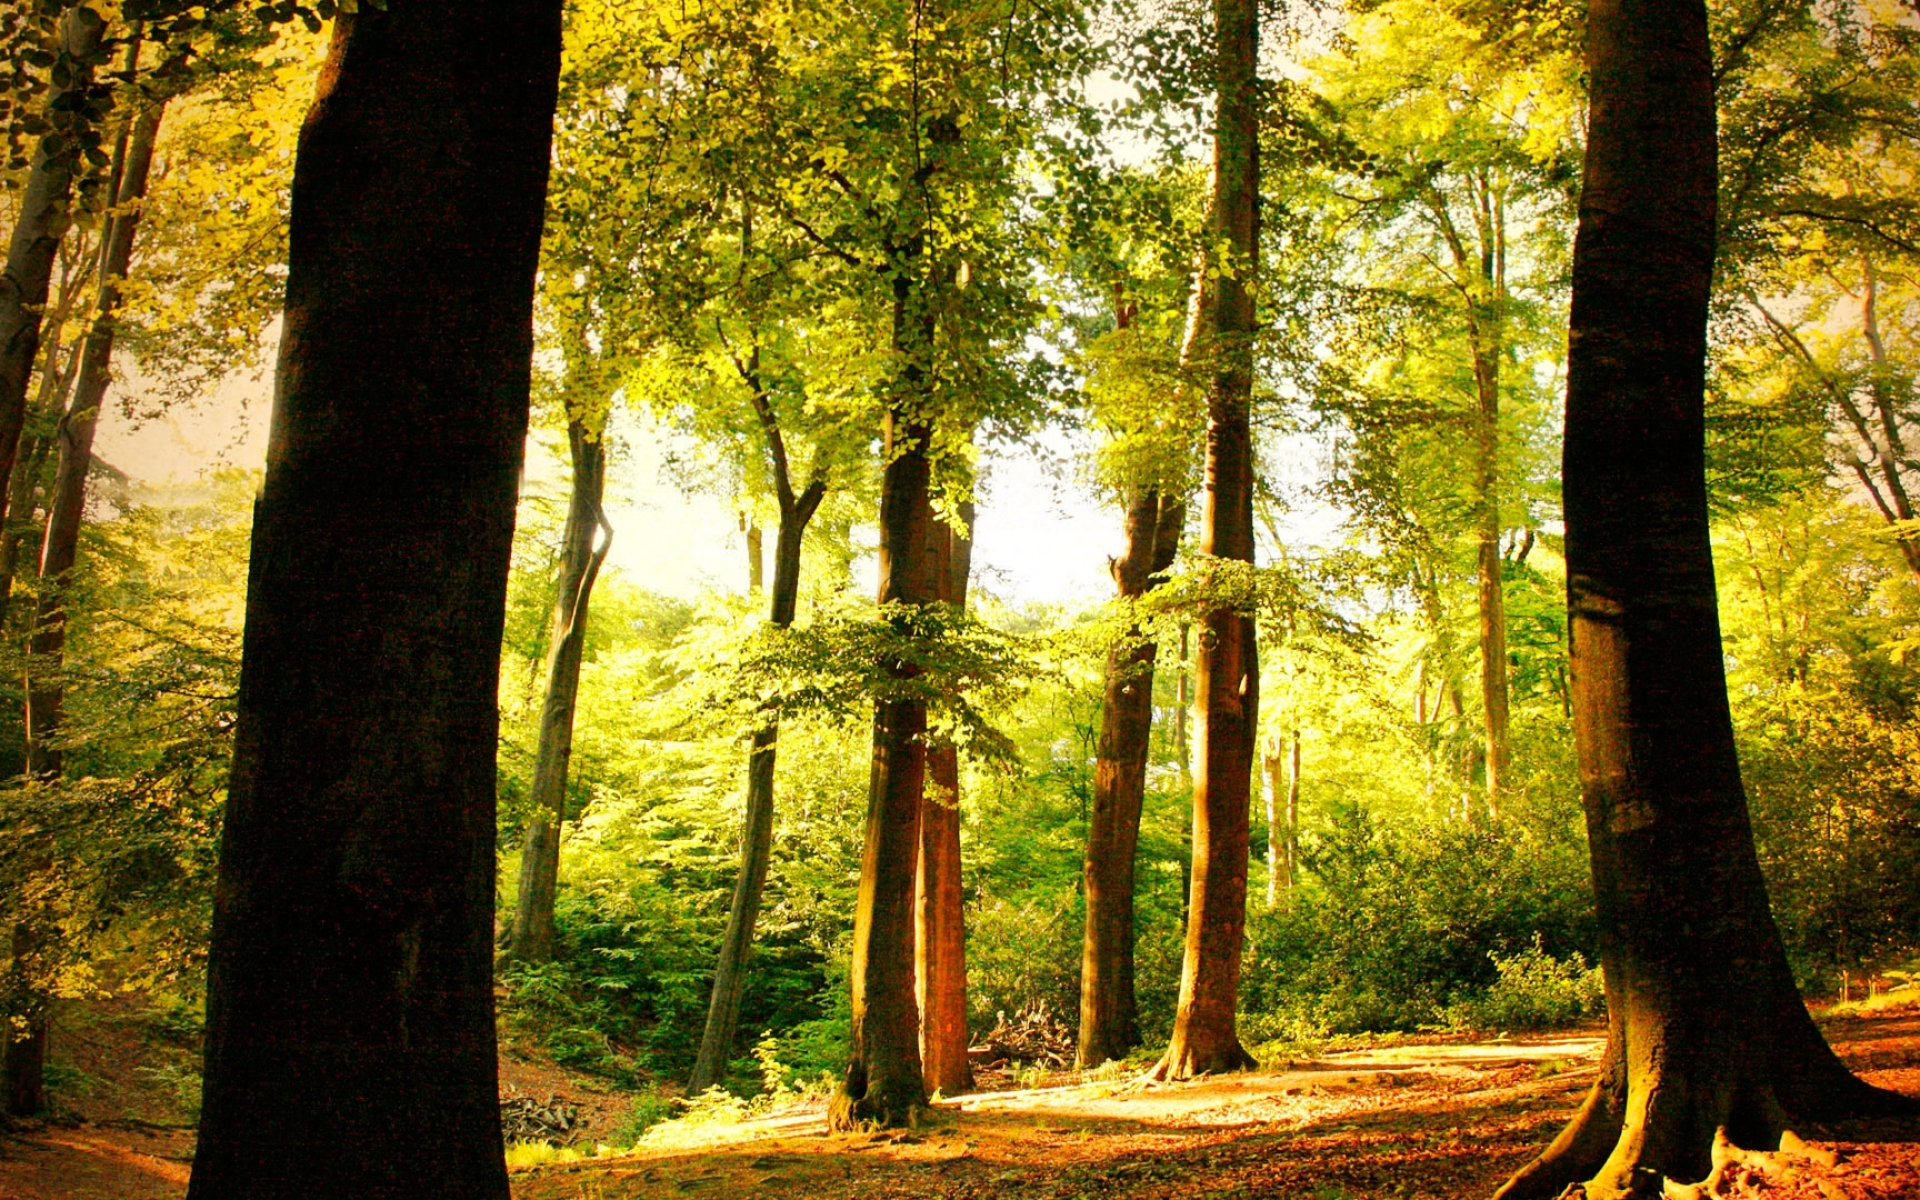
[1445,939,1604,1031]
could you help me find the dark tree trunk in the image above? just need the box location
[505,418,610,963]
[1495,0,1914,1195]
[185,6,562,1198]
[1153,0,1260,1081]
[830,388,938,1130]
[23,99,163,780]
[689,421,825,1093]
[917,500,973,1095]
[0,10,104,517]
[1077,488,1181,1068]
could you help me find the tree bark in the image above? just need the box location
[830,321,940,1130]
[0,10,105,522]
[1494,0,1914,1195]
[23,99,163,780]
[1471,319,1510,816]
[688,419,825,1094]
[1077,487,1181,1067]
[1153,0,1260,1082]
[505,417,610,963]
[1262,736,1286,907]
[185,6,563,1198]
[746,519,764,592]
[917,500,973,1095]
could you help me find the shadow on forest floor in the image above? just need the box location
[512,1012,1920,1200]
[1,1005,1915,1200]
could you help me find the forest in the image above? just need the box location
[0,0,1918,1197]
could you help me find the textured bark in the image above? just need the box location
[1153,0,1260,1082]
[23,100,162,780]
[1494,0,1914,1194]
[505,419,610,964]
[0,10,105,520]
[1471,322,1510,814]
[185,6,562,1198]
[1077,488,1181,1068]
[830,394,938,1131]
[917,500,973,1095]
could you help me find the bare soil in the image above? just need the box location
[4,1003,1916,1200]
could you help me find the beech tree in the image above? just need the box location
[1152,0,1261,1080]
[1495,0,1916,1194]
[917,498,973,1095]
[186,3,563,1196]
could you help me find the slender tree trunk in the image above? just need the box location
[23,100,163,779]
[3,94,162,1117]
[1472,335,1510,816]
[1495,1,1913,1196]
[830,389,938,1130]
[0,302,83,631]
[746,520,764,592]
[0,10,105,517]
[185,7,562,1198]
[689,471,824,1094]
[1262,737,1285,907]
[1077,488,1181,1067]
[505,418,610,963]
[1153,0,1260,1082]
[916,499,974,1095]
[1286,730,1300,894]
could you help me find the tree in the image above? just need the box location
[503,408,611,963]
[1495,0,1915,1193]
[0,8,106,535]
[185,3,563,1196]
[917,499,973,1095]
[25,64,167,781]
[1151,0,1261,1080]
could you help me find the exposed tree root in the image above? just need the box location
[1500,1061,1910,1200]
[827,1069,927,1133]
[1141,1038,1258,1083]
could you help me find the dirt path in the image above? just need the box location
[4,1013,1916,1200]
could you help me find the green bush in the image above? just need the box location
[1444,939,1604,1031]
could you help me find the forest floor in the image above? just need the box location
[2,999,1917,1200]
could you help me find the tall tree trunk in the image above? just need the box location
[1077,487,1181,1067]
[1286,730,1300,896]
[23,99,163,779]
[1262,736,1286,907]
[1153,0,1260,1081]
[505,418,610,963]
[1494,0,1913,1195]
[1471,326,1510,816]
[917,499,973,1094]
[0,10,105,517]
[745,519,764,592]
[689,460,824,1094]
[832,250,942,1128]
[185,6,563,1198]
[3,93,161,1119]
